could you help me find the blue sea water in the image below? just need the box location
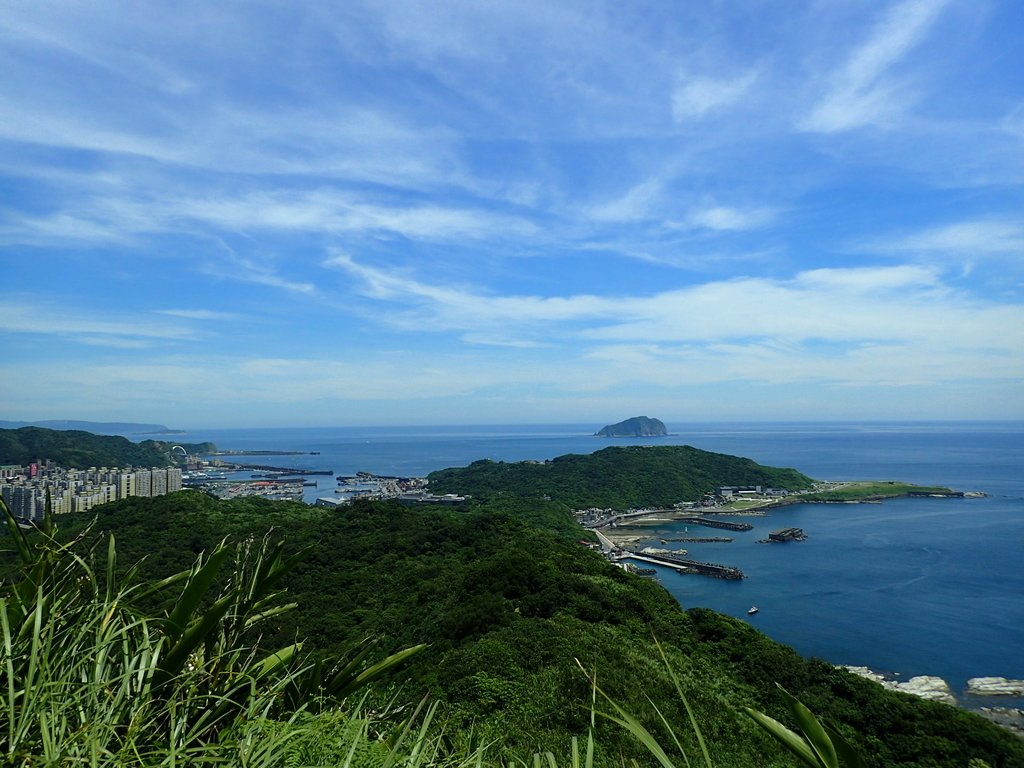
[173,421,1024,703]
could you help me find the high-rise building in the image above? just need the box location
[167,467,182,493]
[2,485,39,521]
[151,469,168,497]
[135,470,152,497]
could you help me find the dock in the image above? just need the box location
[219,462,333,475]
[620,550,745,580]
[589,511,752,532]
[675,516,753,532]
[661,536,732,543]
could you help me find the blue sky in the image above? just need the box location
[2,0,1023,427]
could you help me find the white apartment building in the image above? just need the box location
[1,465,185,522]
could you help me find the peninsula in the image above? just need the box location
[596,415,668,437]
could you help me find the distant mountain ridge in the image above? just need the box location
[0,420,173,435]
[596,416,668,437]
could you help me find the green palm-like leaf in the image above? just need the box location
[743,708,821,768]
[329,643,428,700]
[0,498,33,565]
[162,543,230,641]
[824,723,866,768]
[776,684,838,768]
[251,643,301,679]
[745,684,865,768]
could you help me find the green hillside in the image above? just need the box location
[25,487,1021,768]
[428,445,814,508]
[0,426,214,468]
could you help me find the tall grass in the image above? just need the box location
[0,498,424,766]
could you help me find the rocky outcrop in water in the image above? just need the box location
[967,677,1024,696]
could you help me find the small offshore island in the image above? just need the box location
[596,415,668,437]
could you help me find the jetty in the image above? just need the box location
[675,516,753,532]
[219,462,333,475]
[660,536,733,543]
[589,511,753,532]
[619,549,745,580]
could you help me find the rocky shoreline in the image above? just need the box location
[841,666,957,704]
[842,668,1024,737]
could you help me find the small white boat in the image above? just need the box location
[747,606,759,615]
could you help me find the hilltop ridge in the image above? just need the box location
[427,444,813,508]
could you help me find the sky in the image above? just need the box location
[2,0,1023,428]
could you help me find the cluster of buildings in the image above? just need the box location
[0,460,183,522]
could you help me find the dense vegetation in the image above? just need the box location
[428,445,814,509]
[22,488,1021,768]
[0,426,214,468]
[796,481,955,502]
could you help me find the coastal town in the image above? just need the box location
[1,460,183,520]
[0,452,466,524]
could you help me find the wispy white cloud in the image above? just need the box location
[1,186,537,248]
[0,298,197,345]
[0,211,136,246]
[586,179,665,223]
[78,336,154,349]
[681,205,776,232]
[324,252,613,331]
[803,0,953,132]
[1002,103,1024,139]
[856,218,1024,281]
[672,69,759,122]
[201,254,317,296]
[864,219,1024,257]
[325,255,1024,389]
[155,309,244,321]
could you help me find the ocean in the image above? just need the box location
[172,421,1024,705]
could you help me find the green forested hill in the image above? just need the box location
[428,444,814,508]
[40,488,1023,768]
[0,426,214,468]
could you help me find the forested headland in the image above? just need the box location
[0,426,214,467]
[427,444,814,508]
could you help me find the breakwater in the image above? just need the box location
[220,462,333,475]
[622,550,745,580]
[673,515,753,532]
[590,511,752,531]
[661,536,732,543]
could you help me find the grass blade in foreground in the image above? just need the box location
[744,684,864,768]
